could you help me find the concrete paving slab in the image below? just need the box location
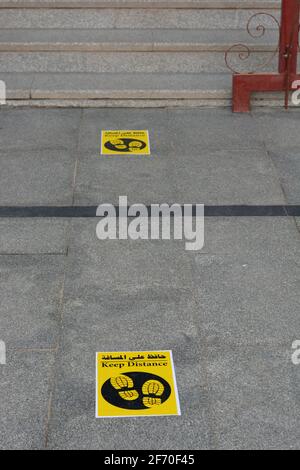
[0,108,81,150]
[0,255,65,348]
[169,148,285,205]
[79,107,263,152]
[252,111,300,205]
[47,382,211,449]
[0,219,68,254]
[47,309,210,449]
[74,151,178,205]
[267,148,300,205]
[79,107,179,153]
[203,217,300,256]
[78,107,263,155]
[64,219,195,293]
[0,350,55,450]
[74,147,284,205]
[62,286,200,352]
[0,149,75,205]
[46,218,210,448]
[41,218,214,448]
[206,343,300,449]
[193,253,300,344]
[168,108,264,151]
[0,108,273,209]
[253,109,300,152]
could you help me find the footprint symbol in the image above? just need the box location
[142,380,165,408]
[110,375,139,401]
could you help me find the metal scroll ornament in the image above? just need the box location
[225,13,281,74]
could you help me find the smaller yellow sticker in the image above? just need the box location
[101,130,150,155]
[96,350,180,418]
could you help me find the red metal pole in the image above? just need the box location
[232,0,300,112]
[279,0,299,74]
[279,0,300,107]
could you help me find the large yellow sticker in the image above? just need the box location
[96,350,180,418]
[101,130,150,155]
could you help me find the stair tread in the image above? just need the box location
[0,1,281,10]
[1,71,233,99]
[0,29,280,51]
[1,72,285,105]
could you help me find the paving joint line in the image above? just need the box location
[43,110,83,449]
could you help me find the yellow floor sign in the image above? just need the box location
[101,130,151,155]
[96,350,181,418]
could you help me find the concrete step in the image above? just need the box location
[0,1,283,108]
[0,50,283,73]
[0,71,230,98]
[0,7,280,30]
[0,1,281,10]
[0,71,285,107]
[0,29,279,52]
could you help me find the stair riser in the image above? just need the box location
[0,9,280,30]
[0,1,284,108]
[0,51,283,73]
[0,44,279,52]
[0,1,282,9]
[4,99,286,110]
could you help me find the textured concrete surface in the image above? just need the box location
[206,343,300,450]
[30,72,232,100]
[0,107,299,450]
[0,29,279,52]
[0,351,55,450]
[0,72,34,98]
[0,8,280,30]
[0,149,76,205]
[0,255,65,348]
[0,72,288,106]
[0,0,282,108]
[0,1,282,9]
[0,51,280,74]
[0,219,68,254]
[0,108,81,149]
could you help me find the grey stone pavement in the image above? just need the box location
[0,107,300,450]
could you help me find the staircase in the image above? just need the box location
[0,0,282,107]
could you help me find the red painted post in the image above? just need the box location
[232,0,300,112]
[278,0,299,74]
